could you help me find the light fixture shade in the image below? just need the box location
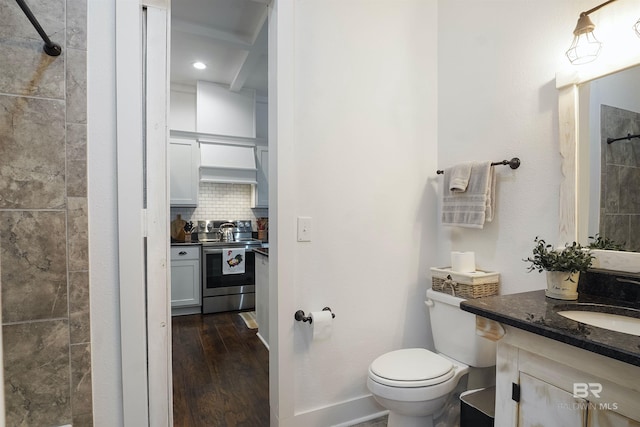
[634,18,640,38]
[566,31,602,64]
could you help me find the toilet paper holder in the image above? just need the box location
[294,307,335,324]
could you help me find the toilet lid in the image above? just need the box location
[369,348,454,387]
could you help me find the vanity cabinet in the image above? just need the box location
[255,250,269,348]
[171,246,201,316]
[495,326,640,427]
[251,146,269,208]
[169,138,199,207]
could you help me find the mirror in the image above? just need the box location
[557,53,640,273]
[577,65,640,252]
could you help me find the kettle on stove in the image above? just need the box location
[218,222,235,242]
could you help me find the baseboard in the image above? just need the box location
[256,332,270,350]
[276,394,386,427]
[171,306,201,316]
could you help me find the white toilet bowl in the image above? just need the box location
[366,348,469,427]
[366,290,496,427]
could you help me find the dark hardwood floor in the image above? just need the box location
[172,312,270,427]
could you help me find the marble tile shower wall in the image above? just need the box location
[171,182,268,228]
[600,105,640,251]
[0,0,92,426]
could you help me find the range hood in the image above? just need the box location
[199,141,257,184]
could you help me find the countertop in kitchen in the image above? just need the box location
[254,248,269,257]
[171,241,201,246]
[460,290,640,367]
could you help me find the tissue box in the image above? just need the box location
[430,267,499,298]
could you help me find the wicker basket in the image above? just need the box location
[430,267,499,298]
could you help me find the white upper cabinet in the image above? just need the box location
[170,138,199,206]
[196,81,256,138]
[252,146,268,208]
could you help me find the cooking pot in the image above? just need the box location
[219,222,235,242]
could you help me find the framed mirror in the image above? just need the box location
[578,65,640,250]
[557,55,640,273]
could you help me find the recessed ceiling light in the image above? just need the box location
[192,61,207,70]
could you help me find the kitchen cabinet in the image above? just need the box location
[251,146,268,208]
[255,250,269,348]
[494,325,640,426]
[169,138,199,206]
[171,246,201,316]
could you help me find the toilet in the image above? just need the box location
[366,289,496,427]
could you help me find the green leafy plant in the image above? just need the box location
[587,234,626,251]
[524,237,594,280]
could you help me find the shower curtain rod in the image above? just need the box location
[15,0,62,56]
[607,133,640,144]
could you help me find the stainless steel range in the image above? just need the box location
[198,220,263,314]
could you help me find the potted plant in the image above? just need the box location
[588,233,626,251]
[524,237,594,300]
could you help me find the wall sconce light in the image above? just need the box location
[566,0,618,65]
[634,18,640,38]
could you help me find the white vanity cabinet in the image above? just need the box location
[170,246,201,316]
[251,146,269,208]
[169,138,199,207]
[495,325,640,427]
[255,250,269,348]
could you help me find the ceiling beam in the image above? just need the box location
[172,18,252,50]
[229,23,266,92]
[229,10,268,92]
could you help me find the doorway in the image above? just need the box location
[168,0,270,424]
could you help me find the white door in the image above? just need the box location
[114,1,171,425]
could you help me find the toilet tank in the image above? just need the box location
[426,289,496,368]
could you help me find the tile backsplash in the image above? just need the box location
[171,182,268,228]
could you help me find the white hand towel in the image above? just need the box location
[485,166,496,222]
[222,248,246,275]
[442,161,494,228]
[447,162,473,192]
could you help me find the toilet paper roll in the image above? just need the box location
[451,251,476,273]
[310,310,333,341]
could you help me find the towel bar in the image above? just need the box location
[437,157,520,175]
[294,307,335,324]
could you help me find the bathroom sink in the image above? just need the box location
[557,306,640,336]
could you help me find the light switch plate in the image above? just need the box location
[297,216,312,242]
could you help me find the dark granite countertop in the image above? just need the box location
[254,248,269,257]
[170,242,201,246]
[461,290,640,367]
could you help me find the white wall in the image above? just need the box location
[170,85,196,132]
[278,0,439,422]
[437,0,583,296]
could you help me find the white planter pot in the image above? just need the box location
[545,271,580,300]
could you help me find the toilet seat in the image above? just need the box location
[368,348,454,388]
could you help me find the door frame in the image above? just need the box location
[113,0,300,425]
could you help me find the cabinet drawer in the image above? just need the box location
[171,246,200,261]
